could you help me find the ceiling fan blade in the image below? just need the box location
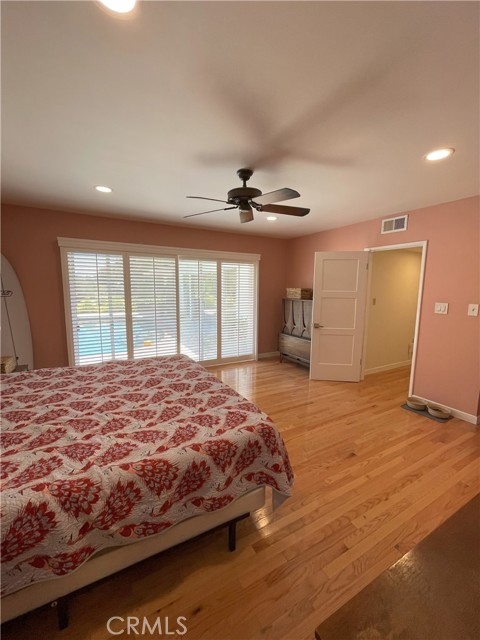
[186,196,229,204]
[259,204,310,217]
[184,206,237,219]
[252,188,300,206]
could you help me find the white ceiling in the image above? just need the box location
[2,1,479,239]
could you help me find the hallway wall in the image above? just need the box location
[365,249,422,373]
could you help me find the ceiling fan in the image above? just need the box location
[184,168,310,224]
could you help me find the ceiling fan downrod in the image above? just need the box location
[236,168,254,187]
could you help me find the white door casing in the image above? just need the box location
[310,251,370,382]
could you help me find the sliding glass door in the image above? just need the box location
[61,240,258,367]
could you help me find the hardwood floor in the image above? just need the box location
[3,359,479,640]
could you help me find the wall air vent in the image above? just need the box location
[381,214,408,234]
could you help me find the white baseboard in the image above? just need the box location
[258,351,280,359]
[365,360,411,375]
[413,395,479,425]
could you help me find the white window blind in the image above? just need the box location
[67,252,127,365]
[60,239,258,367]
[221,262,255,358]
[179,259,217,361]
[129,256,177,359]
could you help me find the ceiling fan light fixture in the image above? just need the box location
[425,147,455,161]
[238,199,252,213]
[239,210,254,224]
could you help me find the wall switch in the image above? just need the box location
[468,304,479,317]
[434,302,449,314]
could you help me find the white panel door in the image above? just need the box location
[310,251,369,382]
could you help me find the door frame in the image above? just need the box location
[362,240,427,397]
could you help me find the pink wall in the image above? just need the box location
[1,205,288,369]
[288,196,480,417]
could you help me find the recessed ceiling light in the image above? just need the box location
[266,216,278,221]
[98,0,136,14]
[95,185,113,193]
[425,148,455,161]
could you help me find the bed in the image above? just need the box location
[1,354,293,624]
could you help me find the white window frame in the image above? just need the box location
[58,238,260,367]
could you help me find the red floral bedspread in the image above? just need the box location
[1,355,293,597]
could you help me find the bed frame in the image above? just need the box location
[1,486,265,628]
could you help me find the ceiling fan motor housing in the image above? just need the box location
[227,186,262,204]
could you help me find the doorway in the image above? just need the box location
[363,241,427,397]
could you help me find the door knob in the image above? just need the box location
[313,323,324,328]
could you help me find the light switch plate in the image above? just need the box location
[468,304,479,317]
[434,302,448,314]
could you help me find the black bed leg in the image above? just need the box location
[51,597,69,630]
[227,514,249,552]
[228,519,237,552]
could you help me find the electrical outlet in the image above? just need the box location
[434,302,448,314]
[468,304,479,317]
